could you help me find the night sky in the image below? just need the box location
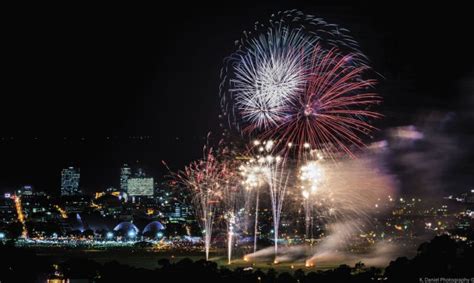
[1,2,473,194]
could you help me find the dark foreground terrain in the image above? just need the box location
[1,235,474,282]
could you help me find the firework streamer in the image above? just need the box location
[242,184,253,236]
[222,162,243,264]
[299,160,324,239]
[240,155,267,253]
[253,189,260,253]
[241,139,283,255]
[174,145,226,260]
[258,153,291,259]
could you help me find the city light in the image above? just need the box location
[54,205,68,219]
[12,195,28,238]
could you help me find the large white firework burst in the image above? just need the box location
[231,27,315,130]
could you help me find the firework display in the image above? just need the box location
[174,10,387,265]
[220,10,380,158]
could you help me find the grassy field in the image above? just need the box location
[214,258,340,272]
[32,247,342,272]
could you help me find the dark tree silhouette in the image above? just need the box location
[1,235,473,283]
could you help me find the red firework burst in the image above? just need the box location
[261,45,382,158]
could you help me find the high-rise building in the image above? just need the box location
[120,164,132,192]
[61,167,81,196]
[17,185,33,196]
[0,196,16,224]
[127,177,154,196]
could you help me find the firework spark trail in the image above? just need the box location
[242,153,291,261]
[240,165,259,253]
[299,160,324,239]
[241,139,290,257]
[253,189,259,253]
[259,154,291,259]
[241,183,254,236]
[240,155,268,253]
[221,164,244,264]
[225,210,236,265]
[174,145,227,261]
